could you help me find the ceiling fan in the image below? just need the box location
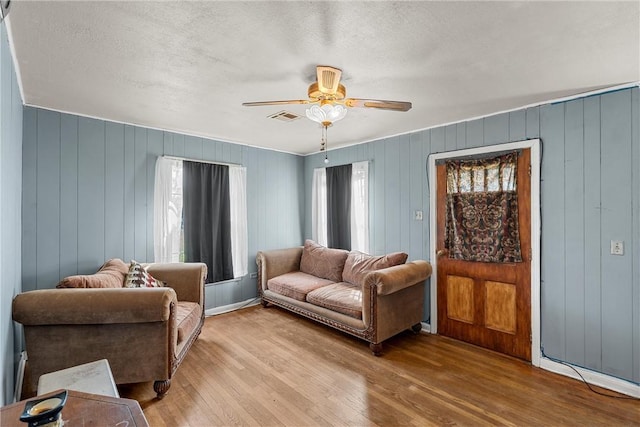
[242,65,412,117]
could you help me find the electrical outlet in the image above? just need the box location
[414,210,423,221]
[610,240,624,256]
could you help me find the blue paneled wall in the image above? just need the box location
[304,88,639,384]
[21,108,304,308]
[0,24,23,405]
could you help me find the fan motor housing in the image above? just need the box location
[308,82,346,101]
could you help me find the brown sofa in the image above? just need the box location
[12,261,207,399]
[257,240,432,355]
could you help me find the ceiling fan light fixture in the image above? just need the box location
[305,104,348,126]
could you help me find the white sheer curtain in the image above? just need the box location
[153,157,183,263]
[229,165,248,277]
[351,161,369,253]
[312,168,328,247]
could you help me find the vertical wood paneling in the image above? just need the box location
[445,124,457,151]
[173,133,185,157]
[483,113,509,146]
[430,127,445,154]
[539,103,566,360]
[77,118,105,273]
[456,123,466,150]
[466,118,484,148]
[631,87,640,383]
[36,109,60,287]
[509,110,526,141]
[21,108,37,292]
[123,125,136,262]
[583,96,602,372]
[600,90,633,379]
[163,132,173,155]
[421,130,432,322]
[526,107,540,139]
[563,99,586,365]
[105,122,125,259]
[385,138,401,253]
[59,114,78,279]
[0,28,23,404]
[184,135,203,160]
[409,132,424,260]
[133,128,147,261]
[373,140,386,254]
[399,135,411,255]
[146,129,163,260]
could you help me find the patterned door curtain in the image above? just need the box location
[445,152,522,263]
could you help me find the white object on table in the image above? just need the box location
[37,359,120,397]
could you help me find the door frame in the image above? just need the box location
[428,138,541,367]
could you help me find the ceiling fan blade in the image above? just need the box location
[242,100,310,107]
[344,98,412,112]
[316,66,342,95]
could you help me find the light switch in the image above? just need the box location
[611,240,624,255]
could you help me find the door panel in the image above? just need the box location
[436,149,531,361]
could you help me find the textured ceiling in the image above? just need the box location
[6,1,640,155]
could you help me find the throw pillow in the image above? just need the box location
[342,251,409,285]
[299,239,349,283]
[125,261,165,288]
[56,258,129,288]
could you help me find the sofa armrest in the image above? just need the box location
[364,260,432,296]
[12,288,177,326]
[256,247,303,290]
[146,262,206,305]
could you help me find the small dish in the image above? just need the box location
[19,390,68,427]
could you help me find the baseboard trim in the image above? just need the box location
[540,357,640,398]
[420,322,431,334]
[205,297,260,317]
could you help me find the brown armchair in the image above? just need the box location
[12,262,206,399]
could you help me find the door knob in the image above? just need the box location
[436,249,447,258]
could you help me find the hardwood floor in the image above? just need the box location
[119,305,639,426]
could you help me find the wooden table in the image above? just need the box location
[0,389,149,427]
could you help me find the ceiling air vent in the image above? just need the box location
[268,110,301,122]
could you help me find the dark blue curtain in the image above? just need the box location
[183,161,233,283]
[326,164,352,250]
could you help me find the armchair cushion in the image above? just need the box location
[176,302,202,344]
[56,258,129,288]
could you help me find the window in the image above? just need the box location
[312,161,369,253]
[444,152,521,263]
[154,157,247,282]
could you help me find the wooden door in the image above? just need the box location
[436,149,531,361]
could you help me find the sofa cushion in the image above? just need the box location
[267,271,334,301]
[342,251,409,285]
[176,301,202,344]
[56,258,129,288]
[125,261,165,288]
[306,282,363,319]
[299,239,349,282]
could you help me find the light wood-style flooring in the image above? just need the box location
[119,305,639,426]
